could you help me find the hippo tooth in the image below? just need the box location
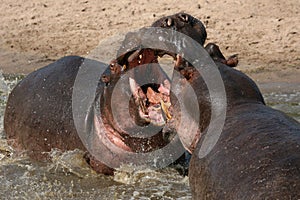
[127,49,141,63]
[138,98,147,114]
[161,100,172,120]
[121,65,127,71]
[167,17,172,27]
[163,79,171,93]
[174,54,183,67]
[129,77,139,97]
[139,54,142,59]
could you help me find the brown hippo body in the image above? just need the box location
[4,56,86,156]
[190,99,300,199]
[4,51,173,174]
[4,56,115,174]
[168,61,300,199]
[4,12,213,175]
[152,12,300,199]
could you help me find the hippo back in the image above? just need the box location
[4,56,87,159]
[190,102,300,199]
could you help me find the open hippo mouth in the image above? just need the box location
[129,78,172,126]
[111,48,184,128]
[96,47,186,153]
[95,22,205,155]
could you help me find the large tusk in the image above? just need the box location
[127,49,142,63]
[129,77,139,98]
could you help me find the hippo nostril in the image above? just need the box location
[164,17,173,27]
[179,13,189,22]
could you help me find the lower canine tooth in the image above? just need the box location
[161,100,172,120]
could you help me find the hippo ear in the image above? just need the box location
[225,54,239,68]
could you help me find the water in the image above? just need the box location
[263,91,300,122]
[0,73,299,199]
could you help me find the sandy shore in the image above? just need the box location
[0,0,299,89]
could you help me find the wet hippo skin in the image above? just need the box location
[152,12,300,199]
[4,56,114,174]
[165,60,300,199]
[4,50,172,175]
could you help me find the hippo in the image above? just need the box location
[4,43,177,175]
[160,36,300,200]
[152,13,300,198]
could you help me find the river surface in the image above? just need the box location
[0,73,299,200]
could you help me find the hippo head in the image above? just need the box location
[148,13,262,154]
[91,13,208,156]
[88,13,254,167]
[92,36,174,156]
[160,56,265,154]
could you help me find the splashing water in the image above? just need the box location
[0,71,299,199]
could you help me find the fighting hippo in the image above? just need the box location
[162,36,300,200]
[174,59,300,199]
[151,12,300,199]
[4,45,176,175]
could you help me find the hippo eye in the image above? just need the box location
[164,17,173,27]
[179,13,189,22]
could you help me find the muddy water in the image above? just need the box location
[0,73,299,200]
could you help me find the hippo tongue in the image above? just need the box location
[147,87,161,104]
